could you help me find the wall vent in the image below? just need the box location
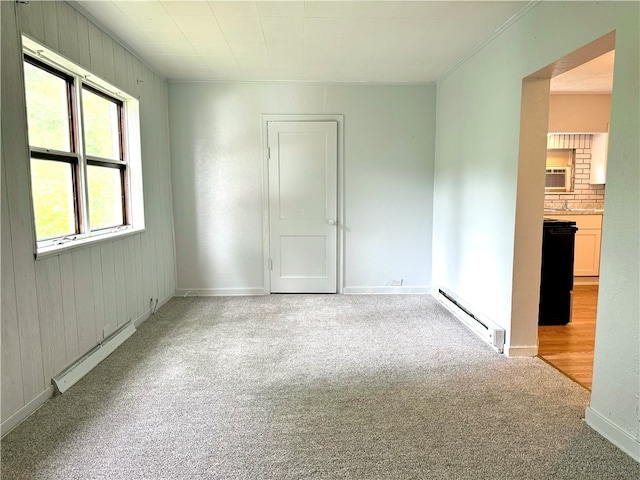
[437,288,505,354]
[52,321,136,394]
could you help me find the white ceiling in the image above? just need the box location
[75,0,530,83]
[550,50,615,94]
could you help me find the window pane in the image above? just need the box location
[87,165,124,230]
[82,88,121,160]
[30,158,76,240]
[24,62,71,152]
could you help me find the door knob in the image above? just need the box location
[328,219,336,226]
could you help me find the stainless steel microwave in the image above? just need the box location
[545,166,572,192]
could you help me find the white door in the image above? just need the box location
[268,121,338,293]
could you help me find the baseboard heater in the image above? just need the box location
[437,288,505,354]
[52,321,136,394]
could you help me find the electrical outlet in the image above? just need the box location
[390,279,403,286]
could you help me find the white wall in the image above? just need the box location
[1,1,176,433]
[433,1,638,460]
[169,83,436,295]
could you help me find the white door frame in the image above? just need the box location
[261,114,345,294]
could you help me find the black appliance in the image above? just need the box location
[539,219,579,325]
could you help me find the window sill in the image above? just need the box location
[35,226,146,260]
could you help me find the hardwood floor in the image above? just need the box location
[538,285,598,390]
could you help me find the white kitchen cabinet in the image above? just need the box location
[589,133,608,184]
[545,214,602,276]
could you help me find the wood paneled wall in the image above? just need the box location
[1,1,176,429]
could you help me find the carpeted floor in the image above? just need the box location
[2,295,638,479]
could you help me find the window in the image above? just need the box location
[82,85,126,231]
[545,149,574,193]
[22,38,144,256]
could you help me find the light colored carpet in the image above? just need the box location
[2,294,638,479]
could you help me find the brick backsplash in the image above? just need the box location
[545,134,605,210]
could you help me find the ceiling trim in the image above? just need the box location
[437,0,540,84]
[68,0,168,82]
[168,78,437,86]
[70,0,537,87]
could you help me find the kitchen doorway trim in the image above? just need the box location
[510,31,616,357]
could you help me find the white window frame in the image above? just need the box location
[22,36,145,259]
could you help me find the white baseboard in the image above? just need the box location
[134,309,151,328]
[176,287,430,296]
[343,286,430,294]
[504,345,538,357]
[1,291,174,438]
[585,407,640,462]
[175,288,266,297]
[135,292,174,327]
[156,293,173,309]
[1,386,54,438]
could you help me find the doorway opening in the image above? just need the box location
[537,49,614,389]
[511,31,615,385]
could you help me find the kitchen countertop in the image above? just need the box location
[544,209,603,215]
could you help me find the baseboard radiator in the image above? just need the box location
[52,321,136,394]
[437,288,505,354]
